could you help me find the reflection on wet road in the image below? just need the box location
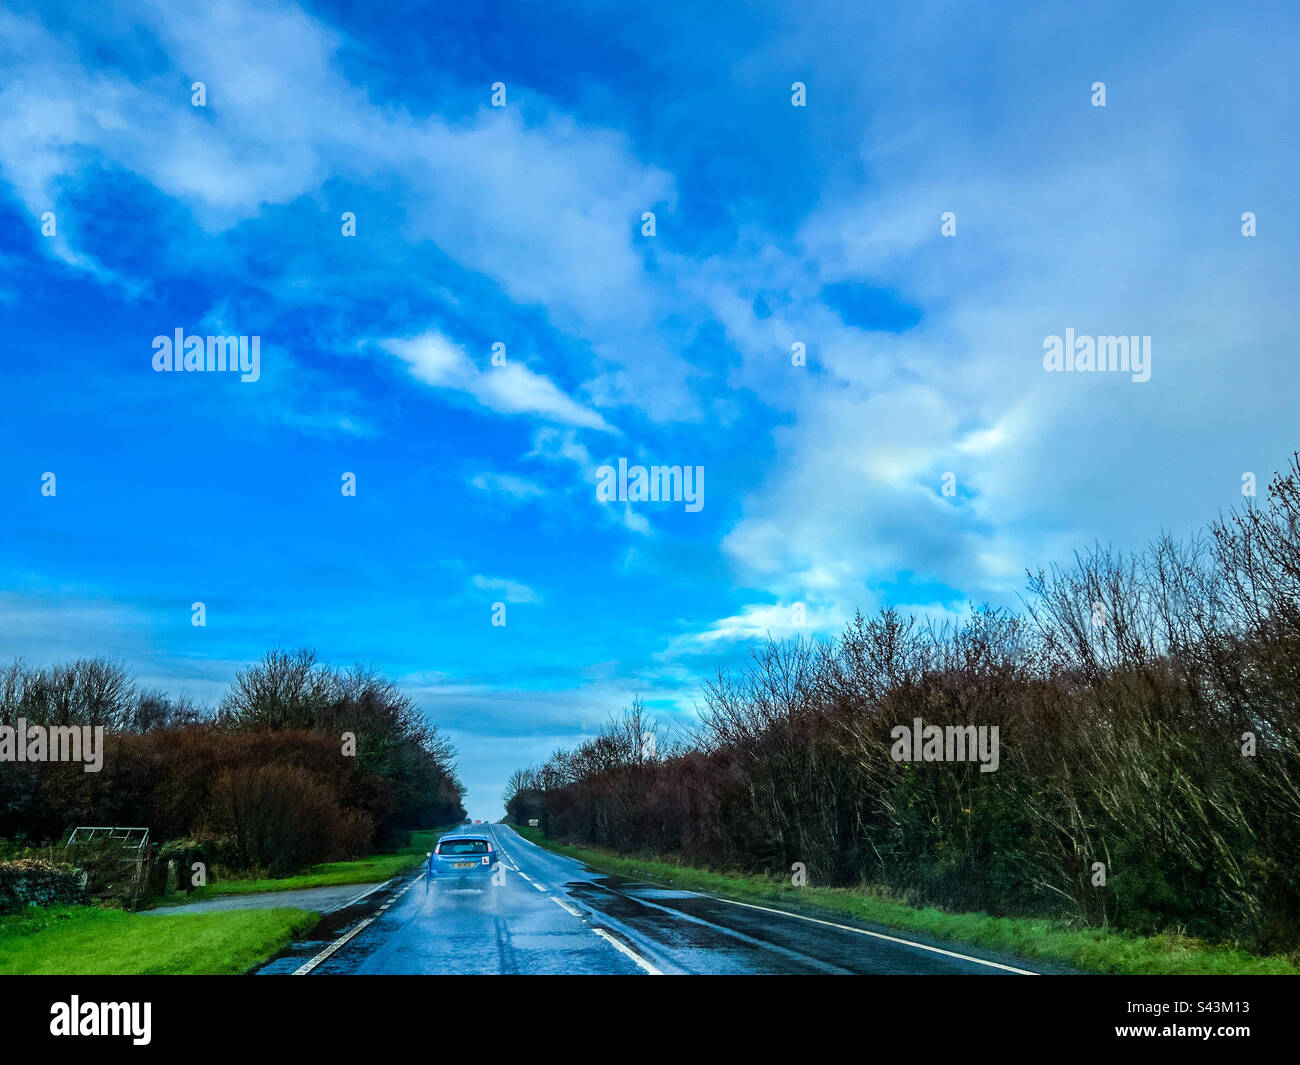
[261,823,1040,975]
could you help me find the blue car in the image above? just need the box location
[426,833,500,891]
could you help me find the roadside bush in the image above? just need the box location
[508,453,1300,958]
[3,727,401,880]
[208,763,373,876]
[0,654,466,881]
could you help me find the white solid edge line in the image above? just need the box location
[593,928,662,975]
[702,895,1038,975]
[333,879,388,912]
[496,827,1022,975]
[293,879,418,975]
[292,916,375,975]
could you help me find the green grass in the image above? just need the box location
[511,826,1299,976]
[0,904,318,975]
[154,828,446,903]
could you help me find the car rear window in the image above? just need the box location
[439,839,489,855]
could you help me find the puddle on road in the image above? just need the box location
[579,882,700,902]
[615,886,699,900]
[573,872,699,900]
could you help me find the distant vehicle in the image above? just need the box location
[463,816,472,824]
[528,819,539,827]
[426,833,500,892]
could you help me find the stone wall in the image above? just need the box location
[0,858,85,914]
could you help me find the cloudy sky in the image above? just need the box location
[1,0,1297,815]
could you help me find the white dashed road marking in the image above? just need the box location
[593,928,662,975]
[493,828,660,975]
[299,828,664,976]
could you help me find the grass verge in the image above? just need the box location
[511,826,1298,976]
[153,828,446,902]
[0,904,318,975]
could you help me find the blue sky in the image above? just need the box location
[2,0,1298,816]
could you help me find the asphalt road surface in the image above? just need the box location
[144,881,386,916]
[259,823,1043,975]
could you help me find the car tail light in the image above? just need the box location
[434,844,442,855]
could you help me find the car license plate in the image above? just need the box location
[453,862,475,868]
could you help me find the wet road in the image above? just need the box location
[144,881,386,916]
[262,824,1041,975]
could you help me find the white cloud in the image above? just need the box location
[523,428,661,537]
[659,600,842,660]
[469,472,546,501]
[481,362,612,430]
[528,427,594,470]
[380,332,612,430]
[471,575,540,604]
[0,0,692,418]
[684,21,1300,621]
